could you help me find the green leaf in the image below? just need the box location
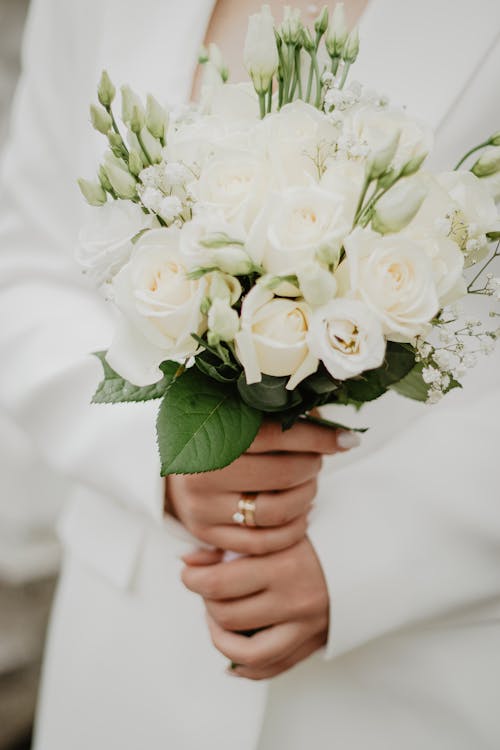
[341,342,416,404]
[91,352,178,403]
[237,373,303,413]
[298,414,368,433]
[195,351,240,384]
[301,367,340,396]
[157,367,262,475]
[390,362,428,401]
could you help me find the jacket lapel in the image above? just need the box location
[356,0,500,132]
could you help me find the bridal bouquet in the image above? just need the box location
[78,4,500,475]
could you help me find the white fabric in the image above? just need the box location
[0,0,499,747]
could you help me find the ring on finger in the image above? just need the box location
[232,492,258,527]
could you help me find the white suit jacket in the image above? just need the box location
[0,1,499,748]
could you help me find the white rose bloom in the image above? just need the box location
[106,228,207,385]
[235,286,318,389]
[257,100,339,187]
[416,235,466,307]
[308,298,386,380]
[247,185,353,274]
[320,158,366,227]
[77,200,153,287]
[208,83,260,124]
[164,115,225,170]
[344,105,433,172]
[344,227,439,341]
[192,148,269,229]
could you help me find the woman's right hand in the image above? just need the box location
[166,420,359,556]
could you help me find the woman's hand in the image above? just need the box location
[181,537,329,680]
[167,420,358,556]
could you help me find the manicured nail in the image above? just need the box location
[337,431,361,450]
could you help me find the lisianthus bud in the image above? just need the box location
[296,262,337,307]
[244,4,279,95]
[211,246,255,276]
[78,178,107,206]
[343,27,359,64]
[98,165,113,193]
[121,85,145,127]
[107,132,127,159]
[400,152,428,177]
[325,3,348,58]
[129,104,146,134]
[372,176,427,234]
[314,6,329,36]
[128,149,143,177]
[207,298,240,345]
[146,94,169,140]
[471,147,500,178]
[208,43,229,83]
[368,130,401,179]
[198,45,209,64]
[90,104,112,135]
[103,153,137,200]
[301,27,315,52]
[489,132,500,147]
[139,126,162,164]
[97,70,116,107]
[281,7,302,45]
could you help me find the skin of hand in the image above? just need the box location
[167,420,357,556]
[181,536,329,680]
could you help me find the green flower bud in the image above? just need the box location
[301,27,315,53]
[97,70,116,107]
[314,6,329,36]
[489,131,500,146]
[198,45,209,64]
[325,3,348,57]
[107,131,127,159]
[129,104,146,134]
[471,146,500,178]
[139,126,162,164]
[207,298,240,346]
[103,153,137,199]
[78,178,107,206]
[128,149,143,177]
[98,165,113,193]
[400,151,428,177]
[372,176,427,234]
[208,43,229,83]
[146,94,169,140]
[121,85,144,127]
[90,104,112,135]
[368,130,401,179]
[343,27,359,64]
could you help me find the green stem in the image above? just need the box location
[454,139,491,170]
[305,52,315,103]
[338,61,351,90]
[313,55,322,108]
[356,187,386,226]
[467,242,500,292]
[331,56,340,76]
[258,92,266,119]
[353,177,372,227]
[267,85,273,114]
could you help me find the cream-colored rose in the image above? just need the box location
[107,228,207,385]
[192,148,269,229]
[308,298,386,379]
[257,100,339,187]
[344,105,433,173]
[235,286,318,389]
[344,227,439,341]
[77,200,154,287]
[247,185,353,275]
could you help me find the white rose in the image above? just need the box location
[207,83,260,124]
[257,100,339,187]
[235,286,318,389]
[107,228,207,385]
[247,185,353,275]
[320,158,366,227]
[192,148,269,229]
[308,298,386,380]
[164,115,225,170]
[344,105,433,172]
[76,200,154,286]
[344,227,439,341]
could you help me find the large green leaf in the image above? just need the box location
[92,353,178,403]
[157,367,262,475]
[340,342,416,404]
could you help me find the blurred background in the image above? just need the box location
[0,2,64,748]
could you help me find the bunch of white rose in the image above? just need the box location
[77,3,500,475]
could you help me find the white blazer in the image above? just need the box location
[0,1,499,748]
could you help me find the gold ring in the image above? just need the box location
[232,492,258,526]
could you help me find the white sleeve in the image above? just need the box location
[0,0,164,521]
[308,368,500,660]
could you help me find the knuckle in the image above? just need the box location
[249,533,270,556]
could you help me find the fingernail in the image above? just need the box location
[337,431,361,450]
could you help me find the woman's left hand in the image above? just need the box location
[181,537,329,680]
